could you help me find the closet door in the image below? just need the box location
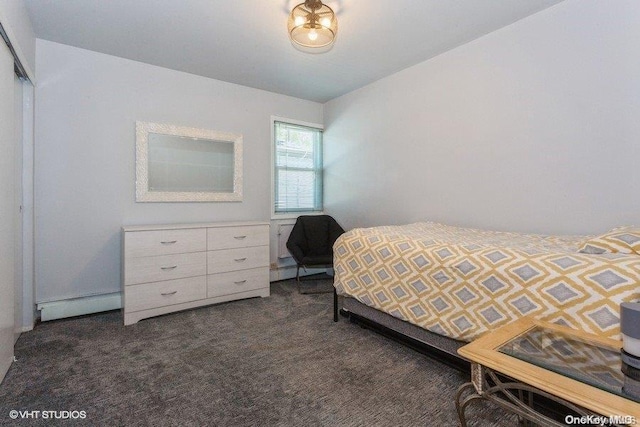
[13,75,23,342]
[0,39,16,382]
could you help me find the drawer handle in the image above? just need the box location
[234,258,247,262]
[234,280,247,285]
[160,240,177,244]
[161,291,178,296]
[234,236,247,240]
[161,265,178,270]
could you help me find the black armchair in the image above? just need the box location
[286,215,345,294]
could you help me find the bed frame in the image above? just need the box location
[333,289,469,372]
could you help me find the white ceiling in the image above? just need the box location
[24,0,564,103]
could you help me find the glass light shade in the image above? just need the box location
[287,0,337,52]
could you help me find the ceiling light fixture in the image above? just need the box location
[287,0,338,53]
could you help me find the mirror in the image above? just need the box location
[135,122,242,202]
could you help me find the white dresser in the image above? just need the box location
[122,221,269,325]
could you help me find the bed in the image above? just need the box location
[333,222,640,344]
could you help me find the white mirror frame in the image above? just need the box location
[135,121,243,202]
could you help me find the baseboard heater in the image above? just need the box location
[269,265,327,282]
[37,268,329,322]
[37,293,122,322]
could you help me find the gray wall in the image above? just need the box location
[324,0,640,235]
[35,40,322,303]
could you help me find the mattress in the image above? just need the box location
[333,222,640,342]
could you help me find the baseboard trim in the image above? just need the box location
[37,293,122,322]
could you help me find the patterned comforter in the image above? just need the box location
[333,222,640,342]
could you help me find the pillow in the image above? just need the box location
[578,226,640,255]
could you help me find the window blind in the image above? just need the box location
[274,121,323,213]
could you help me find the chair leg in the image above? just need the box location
[297,265,334,295]
[333,288,338,322]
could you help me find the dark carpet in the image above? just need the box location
[0,280,513,426]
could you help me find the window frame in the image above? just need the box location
[271,116,324,219]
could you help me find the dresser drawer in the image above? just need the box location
[124,252,207,286]
[207,267,268,298]
[207,246,268,274]
[124,276,207,313]
[207,225,269,250]
[125,228,206,258]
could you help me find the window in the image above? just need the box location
[273,120,323,214]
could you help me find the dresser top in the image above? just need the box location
[122,221,270,232]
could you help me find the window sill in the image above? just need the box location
[271,211,325,221]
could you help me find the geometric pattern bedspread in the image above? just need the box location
[333,222,640,342]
